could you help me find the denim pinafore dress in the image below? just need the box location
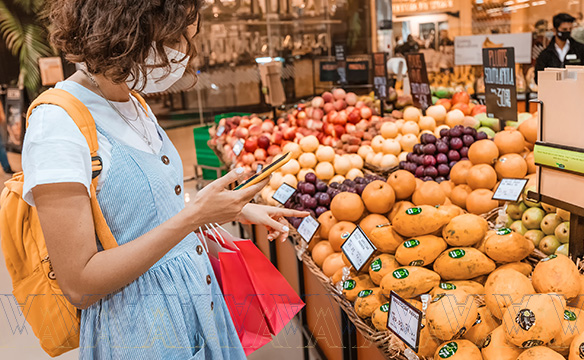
[78,121,245,359]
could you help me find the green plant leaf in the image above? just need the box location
[0,1,25,55]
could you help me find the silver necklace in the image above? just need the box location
[81,69,156,153]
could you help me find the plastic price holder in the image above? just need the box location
[387,290,423,354]
[493,178,528,202]
[216,126,226,137]
[233,139,244,156]
[340,226,376,272]
[296,216,320,244]
[271,182,297,205]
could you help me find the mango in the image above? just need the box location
[417,321,442,358]
[464,305,499,347]
[430,280,485,297]
[532,254,581,300]
[426,289,479,341]
[495,262,532,277]
[549,307,584,356]
[368,254,400,285]
[342,274,375,302]
[392,205,452,237]
[485,268,535,319]
[569,331,584,360]
[484,228,534,263]
[380,266,440,299]
[443,214,489,247]
[433,247,496,280]
[354,287,385,319]
[395,235,448,267]
[433,339,482,359]
[517,346,565,359]
[371,303,390,331]
[368,224,404,253]
[481,326,523,360]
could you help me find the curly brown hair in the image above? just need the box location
[49,0,202,87]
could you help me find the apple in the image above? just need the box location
[257,135,270,150]
[471,104,487,116]
[254,148,267,161]
[522,207,546,230]
[333,88,346,100]
[267,144,282,156]
[250,116,262,127]
[313,108,324,121]
[322,91,334,103]
[244,138,258,153]
[540,213,562,235]
[234,127,249,139]
[249,124,262,137]
[324,123,335,136]
[452,103,471,116]
[436,98,452,111]
[360,107,372,119]
[271,132,283,145]
[334,99,347,111]
[451,91,470,105]
[356,120,369,132]
[241,153,255,165]
[346,92,358,106]
[283,127,297,141]
[525,229,545,247]
[555,222,570,243]
[240,118,251,128]
[333,125,346,138]
[355,101,365,109]
[346,123,356,133]
[261,120,274,133]
[312,96,325,108]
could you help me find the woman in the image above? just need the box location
[24,1,306,358]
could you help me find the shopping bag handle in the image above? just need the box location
[195,229,209,254]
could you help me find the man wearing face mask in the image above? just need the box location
[20,1,308,359]
[535,13,584,83]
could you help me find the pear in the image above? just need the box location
[541,203,557,213]
[540,213,562,235]
[522,207,546,230]
[477,126,496,139]
[524,230,545,247]
[510,220,528,235]
[506,202,527,220]
[557,208,570,222]
[539,235,561,255]
[555,243,569,256]
[555,222,570,244]
[522,185,541,208]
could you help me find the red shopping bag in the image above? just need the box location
[202,226,305,354]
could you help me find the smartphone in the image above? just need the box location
[234,152,292,190]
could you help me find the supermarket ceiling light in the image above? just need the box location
[532,0,546,5]
[504,0,514,5]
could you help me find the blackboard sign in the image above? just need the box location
[4,88,25,152]
[320,61,339,82]
[482,47,517,126]
[373,52,389,100]
[405,53,432,111]
[335,45,347,85]
[347,60,369,85]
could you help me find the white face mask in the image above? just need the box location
[128,45,190,94]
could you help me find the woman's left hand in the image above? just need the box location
[237,204,310,242]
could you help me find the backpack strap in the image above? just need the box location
[26,88,119,250]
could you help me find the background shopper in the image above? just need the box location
[0,97,14,174]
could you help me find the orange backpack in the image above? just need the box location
[0,88,147,357]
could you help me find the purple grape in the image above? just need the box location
[460,146,469,158]
[423,176,434,182]
[435,176,446,183]
[441,136,450,143]
[436,141,449,154]
[307,209,316,218]
[405,162,418,173]
[413,143,424,155]
[421,133,437,144]
[406,152,416,162]
[423,155,437,167]
[449,161,458,168]
[448,150,461,162]
[415,154,425,165]
[344,187,357,194]
[329,182,340,189]
[305,197,317,209]
[294,193,303,204]
[399,161,407,169]
[436,153,448,164]
[300,194,312,207]
[297,181,306,190]
[315,206,327,218]
[318,193,331,206]
[329,189,341,199]
[437,164,450,176]
[316,180,328,193]
[291,217,303,228]
[284,199,294,209]
[415,166,425,178]
[303,183,316,196]
[365,174,376,179]
[463,127,477,137]
[424,166,438,178]
[340,184,350,192]
[305,172,317,184]
[354,177,365,184]
[461,157,469,161]
[423,143,437,155]
[462,134,475,147]
[355,183,367,195]
[294,204,305,211]
[476,131,488,140]
[450,137,463,150]
[449,127,463,138]
[440,128,450,138]
[343,179,356,188]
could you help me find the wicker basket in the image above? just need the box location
[364,163,400,177]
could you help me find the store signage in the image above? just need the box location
[272,183,297,205]
[4,87,25,152]
[320,61,339,82]
[38,57,64,86]
[296,216,320,243]
[405,53,432,111]
[393,0,454,15]
[534,142,584,176]
[387,291,423,353]
[373,52,389,100]
[455,33,532,65]
[335,45,347,85]
[341,226,377,272]
[347,60,369,85]
[232,139,244,156]
[493,178,528,202]
[482,47,517,125]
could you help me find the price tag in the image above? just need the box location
[341,226,376,272]
[482,47,517,126]
[387,290,423,353]
[256,164,263,174]
[493,178,528,202]
[216,126,226,137]
[233,139,244,156]
[272,183,297,205]
[405,53,432,111]
[296,216,320,243]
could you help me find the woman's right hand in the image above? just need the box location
[186,168,269,228]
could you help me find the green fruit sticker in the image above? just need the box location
[406,207,422,215]
[522,340,543,348]
[448,249,466,259]
[392,268,409,279]
[404,239,420,248]
[358,290,373,298]
[542,254,557,262]
[343,280,356,290]
[380,304,389,312]
[515,309,536,331]
[579,343,584,358]
[565,310,578,321]
[370,258,382,272]
[409,260,424,266]
[440,283,457,290]
[496,228,512,235]
[438,342,458,358]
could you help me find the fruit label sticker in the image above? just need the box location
[406,207,422,215]
[440,283,456,290]
[341,226,377,272]
[358,290,373,298]
[370,258,383,272]
[216,126,225,137]
[448,249,466,259]
[272,183,297,205]
[343,280,356,290]
[515,309,536,331]
[380,303,390,312]
[565,310,578,321]
[409,260,424,266]
[579,343,584,358]
[496,228,512,236]
[542,254,557,262]
[493,178,528,202]
[432,293,446,303]
[437,341,458,358]
[387,290,423,353]
[393,268,410,279]
[404,239,420,248]
[522,340,543,348]
[233,139,244,156]
[482,334,491,349]
[296,216,320,244]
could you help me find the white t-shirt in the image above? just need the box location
[22,80,163,206]
[555,39,571,62]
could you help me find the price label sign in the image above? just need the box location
[493,178,528,202]
[256,164,263,174]
[296,216,320,243]
[387,290,423,353]
[341,226,376,272]
[335,44,347,85]
[373,52,389,100]
[233,139,244,156]
[483,47,517,127]
[216,126,226,137]
[405,53,432,111]
[272,183,297,205]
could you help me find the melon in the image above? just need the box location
[485,268,536,319]
[395,235,448,267]
[484,228,534,263]
[532,254,581,300]
[322,252,346,277]
[312,241,334,268]
[494,127,526,155]
[443,214,489,247]
[387,170,417,200]
[359,214,390,239]
[450,160,473,185]
[380,266,441,298]
[369,254,400,285]
[433,247,496,280]
[362,180,395,214]
[464,305,499,348]
[328,221,357,252]
[426,290,479,340]
[467,164,498,190]
[450,184,472,209]
[434,340,482,359]
[481,326,523,360]
[354,287,386,319]
[516,346,565,359]
[495,153,528,180]
[369,224,404,254]
[468,139,499,165]
[330,192,365,222]
[342,274,374,301]
[466,189,499,215]
[412,181,447,206]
